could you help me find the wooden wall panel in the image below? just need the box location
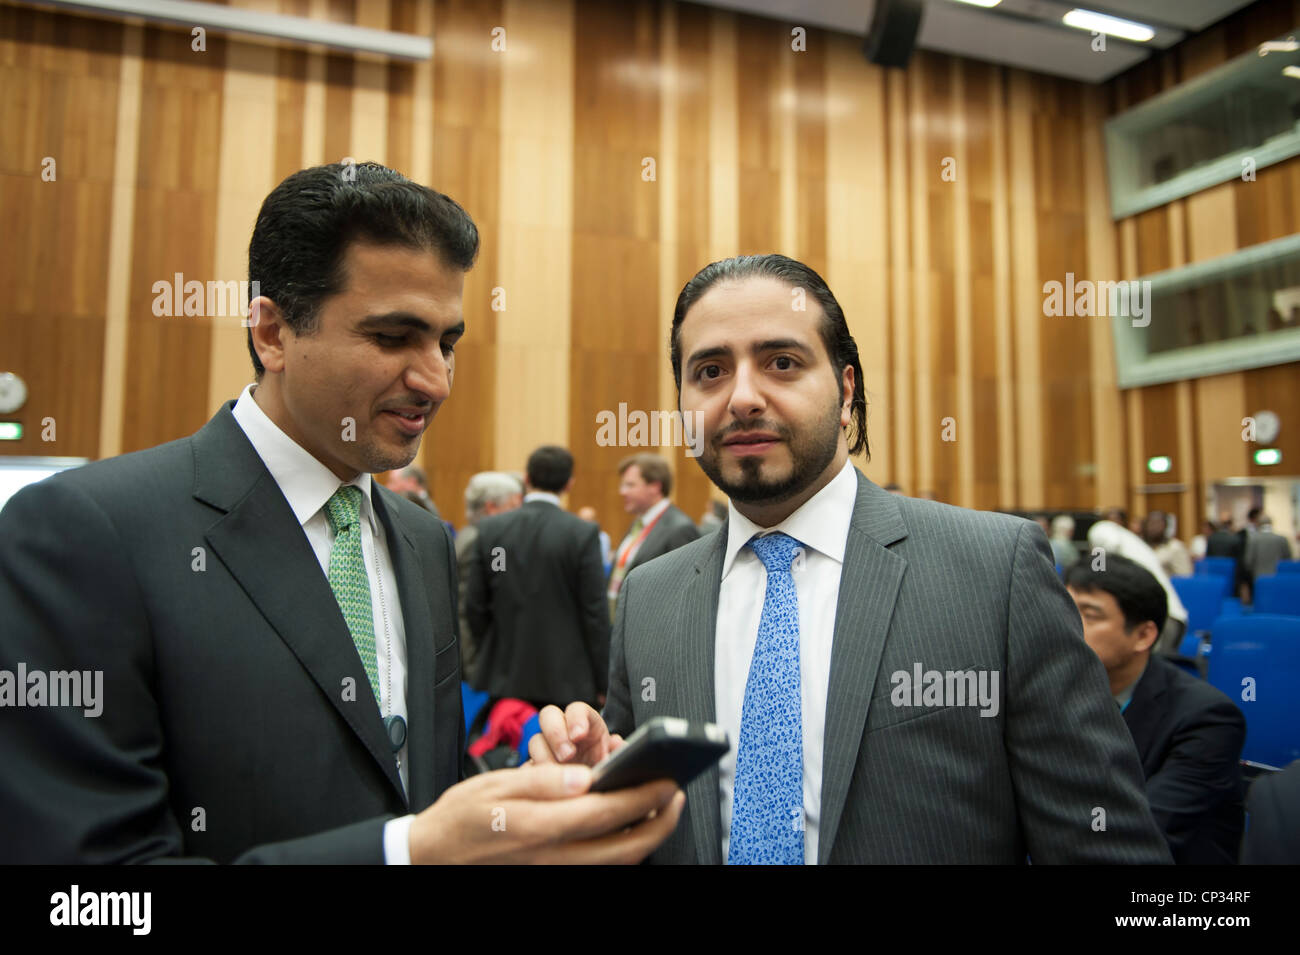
[567,0,660,533]
[735,15,779,256]
[10,0,1300,540]
[494,0,574,476]
[0,5,119,459]
[119,25,222,454]
[661,0,715,530]
[423,0,502,526]
[792,30,827,277]
[825,30,888,485]
[0,7,120,460]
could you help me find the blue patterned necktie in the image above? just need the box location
[728,531,805,865]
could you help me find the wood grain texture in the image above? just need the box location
[0,7,121,460]
[8,0,1298,536]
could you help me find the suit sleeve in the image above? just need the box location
[464,525,491,664]
[454,534,480,683]
[1001,522,1173,863]
[601,568,634,738]
[576,524,611,698]
[0,480,393,864]
[1145,697,1244,861]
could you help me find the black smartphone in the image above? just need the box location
[589,716,730,792]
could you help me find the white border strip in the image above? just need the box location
[26,0,432,60]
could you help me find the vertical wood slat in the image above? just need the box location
[9,0,1300,540]
[425,0,503,526]
[495,0,574,467]
[99,22,141,460]
[567,0,660,529]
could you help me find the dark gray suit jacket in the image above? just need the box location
[1123,655,1245,864]
[603,468,1172,864]
[619,503,700,577]
[0,402,464,863]
[467,499,609,707]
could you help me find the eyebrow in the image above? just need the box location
[685,337,816,370]
[358,313,465,338]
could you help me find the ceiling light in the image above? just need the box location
[1259,38,1299,56]
[948,0,1002,8]
[1062,9,1155,43]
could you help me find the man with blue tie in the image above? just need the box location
[531,253,1172,864]
[0,161,682,864]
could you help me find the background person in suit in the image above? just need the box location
[0,162,681,864]
[607,453,700,618]
[1244,510,1294,580]
[387,463,440,517]
[467,446,610,710]
[577,506,613,574]
[1086,519,1188,656]
[1240,760,1300,864]
[1065,556,1246,864]
[455,471,524,685]
[531,253,1171,864]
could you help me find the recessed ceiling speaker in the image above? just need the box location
[863,0,925,69]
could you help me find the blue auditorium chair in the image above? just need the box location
[461,682,491,737]
[1276,560,1300,575]
[517,713,542,761]
[1207,615,1300,768]
[1253,575,1300,617]
[1171,574,1231,634]
[1196,556,1236,580]
[1177,631,1206,658]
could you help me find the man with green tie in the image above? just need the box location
[0,161,681,864]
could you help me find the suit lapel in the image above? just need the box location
[681,524,727,865]
[372,487,442,811]
[194,404,406,806]
[1121,657,1166,765]
[817,471,908,864]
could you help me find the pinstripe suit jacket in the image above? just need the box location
[602,468,1172,864]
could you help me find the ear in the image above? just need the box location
[563,476,575,495]
[1132,620,1160,654]
[839,363,855,428]
[249,296,289,375]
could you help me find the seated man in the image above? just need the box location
[1065,555,1246,864]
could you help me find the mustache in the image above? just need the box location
[712,420,790,447]
[379,397,434,414]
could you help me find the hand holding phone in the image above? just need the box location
[589,716,729,793]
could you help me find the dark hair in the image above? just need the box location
[397,464,429,490]
[1103,506,1129,527]
[246,161,479,376]
[670,254,869,457]
[526,446,574,493]
[618,453,672,497]
[1063,554,1168,634]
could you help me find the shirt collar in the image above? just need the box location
[722,457,858,578]
[636,497,671,527]
[524,491,562,507]
[1113,658,1149,712]
[231,384,378,534]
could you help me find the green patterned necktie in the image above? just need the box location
[324,486,381,710]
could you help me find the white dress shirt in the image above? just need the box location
[231,385,415,864]
[716,457,858,864]
[523,491,562,507]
